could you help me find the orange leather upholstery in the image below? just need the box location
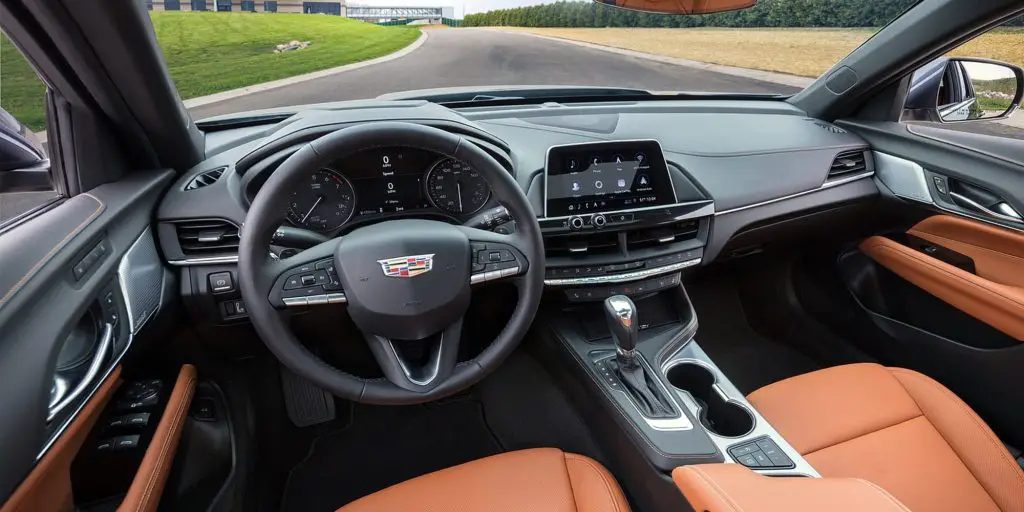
[337,448,630,512]
[672,463,912,512]
[1,367,121,512]
[118,365,197,512]
[748,363,1024,512]
[860,215,1024,340]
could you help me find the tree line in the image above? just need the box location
[463,0,1024,28]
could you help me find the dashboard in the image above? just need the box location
[155,99,879,321]
[275,147,493,234]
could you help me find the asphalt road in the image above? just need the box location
[188,29,798,120]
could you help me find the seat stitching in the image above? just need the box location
[136,376,195,512]
[0,195,104,308]
[565,454,621,512]
[889,368,1024,488]
[802,415,923,458]
[855,479,913,512]
[688,467,743,512]
[562,454,581,512]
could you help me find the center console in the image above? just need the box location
[536,141,818,509]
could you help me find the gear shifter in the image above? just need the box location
[604,295,639,366]
[602,295,675,418]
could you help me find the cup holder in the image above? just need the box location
[665,362,754,438]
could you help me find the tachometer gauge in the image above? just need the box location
[286,168,356,232]
[425,158,491,215]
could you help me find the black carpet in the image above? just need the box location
[281,398,502,511]
[686,274,821,395]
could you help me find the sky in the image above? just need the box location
[352,0,557,18]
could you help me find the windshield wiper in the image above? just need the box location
[436,91,788,109]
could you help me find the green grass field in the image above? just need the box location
[1,13,420,131]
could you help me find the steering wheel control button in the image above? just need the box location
[283,297,308,307]
[300,275,316,286]
[208,272,234,293]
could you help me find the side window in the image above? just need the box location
[0,31,58,227]
[902,18,1024,139]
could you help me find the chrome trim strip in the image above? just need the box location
[118,228,165,335]
[714,171,875,216]
[386,333,444,387]
[543,139,679,219]
[542,199,713,222]
[47,323,114,422]
[873,152,932,203]
[167,255,239,266]
[544,258,700,286]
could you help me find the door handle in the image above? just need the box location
[48,322,114,422]
[949,191,1023,224]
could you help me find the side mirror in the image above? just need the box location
[905,58,1024,123]
[0,108,50,193]
[594,0,756,15]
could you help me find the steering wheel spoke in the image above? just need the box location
[364,318,463,393]
[265,239,346,308]
[457,226,532,286]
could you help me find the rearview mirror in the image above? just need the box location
[905,58,1024,123]
[593,0,756,16]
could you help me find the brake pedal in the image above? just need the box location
[280,365,336,427]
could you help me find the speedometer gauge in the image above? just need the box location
[424,158,491,215]
[286,168,356,232]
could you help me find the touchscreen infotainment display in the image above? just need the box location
[545,140,675,217]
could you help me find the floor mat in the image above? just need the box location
[281,398,502,511]
[686,274,821,395]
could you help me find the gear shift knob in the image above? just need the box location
[604,295,639,364]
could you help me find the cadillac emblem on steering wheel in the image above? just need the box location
[377,254,435,278]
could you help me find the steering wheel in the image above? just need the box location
[238,122,545,405]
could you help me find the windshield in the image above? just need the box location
[114,1,1022,121]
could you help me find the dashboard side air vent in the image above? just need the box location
[184,167,226,190]
[827,150,868,180]
[175,219,239,256]
[625,220,699,252]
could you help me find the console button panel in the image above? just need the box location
[565,273,680,302]
[728,436,795,469]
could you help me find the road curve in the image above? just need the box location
[188,28,797,120]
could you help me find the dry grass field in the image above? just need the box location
[500,27,1024,79]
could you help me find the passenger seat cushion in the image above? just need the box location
[747,363,1024,512]
[336,448,630,512]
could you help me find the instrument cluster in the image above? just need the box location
[284,147,492,233]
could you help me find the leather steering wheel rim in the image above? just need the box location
[238,122,545,405]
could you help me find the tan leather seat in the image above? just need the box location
[747,363,1024,512]
[337,448,631,512]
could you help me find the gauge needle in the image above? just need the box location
[456,182,464,213]
[301,196,323,224]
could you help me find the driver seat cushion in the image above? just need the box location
[747,363,1024,512]
[336,448,630,512]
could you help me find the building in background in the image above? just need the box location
[149,0,348,15]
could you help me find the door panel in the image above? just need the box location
[860,218,1024,341]
[0,170,173,505]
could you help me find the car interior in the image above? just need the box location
[1,0,1024,511]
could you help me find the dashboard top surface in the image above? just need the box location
[159,99,877,265]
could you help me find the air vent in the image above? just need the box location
[813,121,847,134]
[544,231,620,258]
[175,219,239,256]
[184,167,226,190]
[626,220,699,251]
[827,150,868,180]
